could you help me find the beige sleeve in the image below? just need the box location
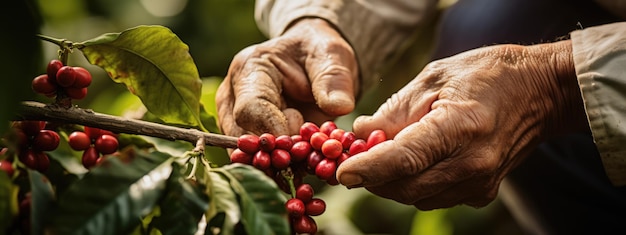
[254,0,438,91]
[571,22,626,186]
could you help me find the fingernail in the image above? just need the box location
[339,173,363,188]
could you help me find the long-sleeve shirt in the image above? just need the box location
[254,0,626,186]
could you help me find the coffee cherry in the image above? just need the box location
[35,152,50,172]
[299,122,319,141]
[319,121,337,136]
[270,149,291,170]
[328,128,345,140]
[340,131,356,150]
[84,126,103,140]
[32,130,60,151]
[305,198,326,216]
[321,139,342,159]
[18,150,37,169]
[65,87,88,100]
[56,66,77,87]
[306,151,324,174]
[348,139,367,155]
[295,184,314,203]
[275,135,294,150]
[252,151,271,170]
[291,135,303,143]
[237,134,260,154]
[259,133,276,152]
[293,215,317,234]
[68,131,91,151]
[290,141,312,162]
[72,67,92,88]
[366,130,387,150]
[309,132,328,150]
[32,74,57,95]
[315,158,337,181]
[230,148,253,165]
[0,160,15,177]
[47,59,63,82]
[82,147,100,169]
[19,121,45,137]
[337,152,351,165]
[94,134,119,155]
[286,198,306,218]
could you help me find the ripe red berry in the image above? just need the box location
[291,135,303,143]
[56,66,77,87]
[32,74,57,95]
[315,158,337,180]
[270,149,291,170]
[329,128,345,140]
[306,151,324,174]
[348,139,368,155]
[82,146,100,169]
[305,198,326,216]
[309,132,329,150]
[237,134,260,154]
[72,67,92,88]
[94,134,119,155]
[230,148,253,165]
[319,121,337,136]
[337,152,351,166]
[290,141,312,162]
[274,135,294,150]
[68,131,91,151]
[286,198,306,218]
[299,122,320,141]
[366,130,387,149]
[19,121,45,137]
[47,59,63,82]
[252,151,271,170]
[0,160,14,177]
[296,184,314,203]
[340,131,357,150]
[321,139,342,159]
[84,126,103,140]
[293,215,317,234]
[259,133,276,152]
[35,152,50,172]
[65,87,88,100]
[32,130,60,151]
[18,150,37,169]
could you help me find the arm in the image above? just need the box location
[571,21,626,186]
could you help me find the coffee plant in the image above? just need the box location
[0,25,387,235]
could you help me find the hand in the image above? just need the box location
[336,40,587,210]
[216,18,359,136]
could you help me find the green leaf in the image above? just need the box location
[78,25,204,129]
[30,170,56,235]
[199,76,224,134]
[151,164,208,235]
[0,172,17,233]
[214,164,289,235]
[206,171,241,235]
[49,149,175,235]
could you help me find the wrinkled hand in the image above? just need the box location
[216,18,359,136]
[336,41,587,210]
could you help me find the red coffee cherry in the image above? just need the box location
[19,121,46,137]
[329,128,345,140]
[293,215,317,234]
[94,134,119,155]
[337,152,351,166]
[309,132,329,150]
[306,151,324,174]
[82,146,100,169]
[0,160,15,177]
[295,184,314,203]
[35,152,50,172]
[65,87,88,100]
[47,59,63,82]
[291,135,303,143]
[299,122,320,141]
[230,148,253,165]
[32,74,57,95]
[305,198,326,216]
[319,121,337,136]
[366,130,387,149]
[274,135,294,150]
[348,139,368,155]
[237,134,260,154]
[321,139,342,159]
[68,131,91,151]
[252,151,271,170]
[340,131,357,150]
[270,149,291,170]
[259,133,276,152]
[55,66,77,87]
[286,198,306,218]
[289,141,312,162]
[18,149,38,169]
[72,67,92,88]
[83,126,103,140]
[315,158,337,181]
[32,130,60,151]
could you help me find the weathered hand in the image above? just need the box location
[337,40,587,210]
[216,18,359,136]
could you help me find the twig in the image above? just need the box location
[14,101,238,149]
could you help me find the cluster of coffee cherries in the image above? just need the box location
[31,59,92,100]
[10,120,61,172]
[68,126,119,169]
[230,121,387,234]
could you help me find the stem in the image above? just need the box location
[14,101,238,149]
[186,137,206,179]
[282,168,297,198]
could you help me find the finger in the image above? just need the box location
[413,175,499,210]
[216,75,246,137]
[282,108,304,135]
